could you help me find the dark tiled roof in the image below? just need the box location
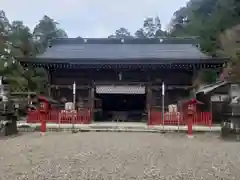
[36,38,210,60]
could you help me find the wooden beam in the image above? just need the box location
[50,84,90,89]
[94,81,151,86]
[50,84,191,90]
[151,85,192,90]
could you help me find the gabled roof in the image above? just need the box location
[36,37,210,60]
[20,38,227,65]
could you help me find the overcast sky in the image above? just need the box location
[1,0,189,38]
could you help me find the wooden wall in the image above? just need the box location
[51,68,193,85]
[49,68,193,110]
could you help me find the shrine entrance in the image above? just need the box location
[94,85,146,122]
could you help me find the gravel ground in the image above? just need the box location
[0,132,240,180]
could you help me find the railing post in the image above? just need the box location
[88,109,91,124]
[162,82,165,130]
[58,110,61,132]
[177,112,180,132]
[210,101,213,132]
[187,114,193,138]
[148,108,151,125]
[72,82,76,133]
[209,112,212,132]
[40,112,46,136]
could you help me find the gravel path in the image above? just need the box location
[0,132,240,180]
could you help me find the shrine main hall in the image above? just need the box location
[22,37,225,122]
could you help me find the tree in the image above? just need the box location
[33,15,68,53]
[169,0,240,55]
[0,11,65,93]
[108,27,132,39]
[10,21,36,57]
[0,10,17,75]
[219,25,240,81]
[135,16,166,38]
[0,12,27,91]
[134,28,146,38]
[167,7,189,36]
[168,0,240,84]
[20,67,49,93]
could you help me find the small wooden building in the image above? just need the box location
[22,37,226,123]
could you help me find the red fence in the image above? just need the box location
[27,108,211,127]
[27,109,91,124]
[148,110,212,127]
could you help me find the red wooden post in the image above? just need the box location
[40,112,46,135]
[148,108,151,125]
[181,98,203,137]
[187,113,193,137]
[186,101,198,138]
[38,97,49,136]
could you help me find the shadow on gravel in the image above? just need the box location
[18,125,31,128]
[0,132,28,140]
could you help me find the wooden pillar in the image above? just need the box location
[89,85,95,122]
[48,70,52,97]
[146,85,152,124]
[192,64,197,97]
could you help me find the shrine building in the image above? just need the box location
[21,37,226,123]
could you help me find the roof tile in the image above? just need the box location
[37,38,209,60]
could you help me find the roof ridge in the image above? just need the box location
[48,37,199,47]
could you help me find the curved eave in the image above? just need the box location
[18,57,228,65]
[196,81,229,96]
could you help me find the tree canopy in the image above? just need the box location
[0,11,67,93]
[168,0,240,82]
[109,16,166,39]
[135,16,166,38]
[169,0,240,56]
[108,27,132,39]
[33,15,67,53]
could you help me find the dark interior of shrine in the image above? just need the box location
[94,93,146,122]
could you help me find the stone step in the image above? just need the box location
[17,122,221,133]
[18,127,162,133]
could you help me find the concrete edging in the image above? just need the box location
[17,122,221,133]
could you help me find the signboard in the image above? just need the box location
[211,94,228,102]
[96,85,145,94]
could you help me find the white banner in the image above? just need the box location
[162,82,165,96]
[96,85,145,94]
[73,82,76,95]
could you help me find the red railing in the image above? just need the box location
[27,109,91,124]
[27,108,212,127]
[148,110,212,127]
[193,112,212,126]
